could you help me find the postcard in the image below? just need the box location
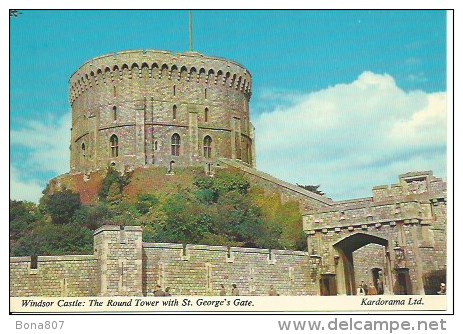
[9,9,451,318]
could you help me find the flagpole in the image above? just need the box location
[189,10,193,52]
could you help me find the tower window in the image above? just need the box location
[173,105,177,120]
[171,133,180,156]
[203,135,212,158]
[113,106,117,121]
[110,134,119,158]
[173,85,176,96]
[205,88,207,99]
[81,143,86,158]
[113,86,116,97]
[204,107,209,122]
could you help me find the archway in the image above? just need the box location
[332,233,392,295]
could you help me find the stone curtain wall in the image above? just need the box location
[10,255,98,297]
[142,243,314,296]
[217,158,333,212]
[10,226,315,297]
[70,50,254,173]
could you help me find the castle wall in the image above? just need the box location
[94,225,143,296]
[142,243,315,296]
[10,255,98,297]
[70,50,253,173]
[217,158,333,212]
[303,171,447,296]
[10,228,315,297]
[352,244,386,288]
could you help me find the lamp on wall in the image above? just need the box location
[334,255,340,266]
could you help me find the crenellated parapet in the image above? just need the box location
[304,171,446,234]
[69,50,252,105]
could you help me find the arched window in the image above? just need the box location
[171,133,180,156]
[173,105,177,120]
[168,160,175,174]
[110,134,119,158]
[113,106,117,121]
[204,107,209,122]
[203,135,212,158]
[81,143,86,158]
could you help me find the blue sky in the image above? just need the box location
[10,10,448,202]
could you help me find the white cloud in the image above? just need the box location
[10,113,71,203]
[10,166,44,203]
[11,113,70,176]
[253,71,447,200]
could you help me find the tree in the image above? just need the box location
[41,189,81,225]
[11,222,93,256]
[296,184,325,196]
[155,192,210,244]
[72,202,112,230]
[99,166,131,202]
[136,194,159,214]
[9,200,45,254]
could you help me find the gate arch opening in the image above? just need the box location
[333,233,392,296]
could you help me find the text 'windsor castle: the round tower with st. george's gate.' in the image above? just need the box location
[69,50,255,173]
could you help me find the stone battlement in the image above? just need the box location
[10,225,315,297]
[70,50,252,104]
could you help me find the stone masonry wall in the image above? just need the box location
[142,243,313,296]
[217,158,333,212]
[352,244,386,288]
[93,225,143,296]
[10,255,98,297]
[70,50,254,173]
[303,171,447,295]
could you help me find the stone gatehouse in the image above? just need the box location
[303,171,446,296]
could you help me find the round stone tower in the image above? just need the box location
[69,50,254,173]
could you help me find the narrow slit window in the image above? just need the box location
[173,105,177,120]
[113,106,117,121]
[204,107,209,122]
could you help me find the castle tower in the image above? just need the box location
[69,50,253,173]
[93,225,143,296]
